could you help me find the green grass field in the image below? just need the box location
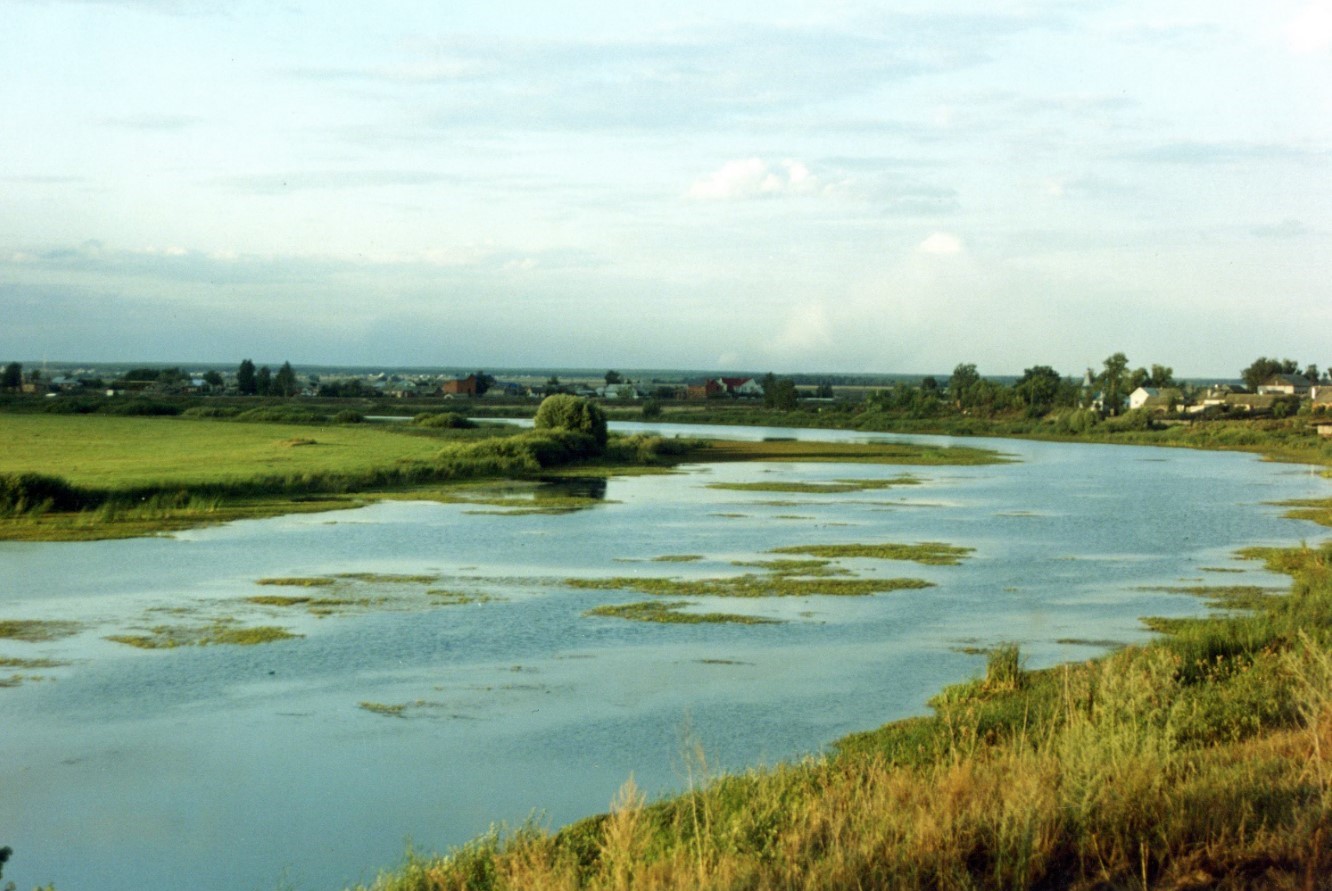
[0,414,453,489]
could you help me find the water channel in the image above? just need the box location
[1,423,1328,890]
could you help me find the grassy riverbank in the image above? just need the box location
[0,414,1006,541]
[353,540,1332,890]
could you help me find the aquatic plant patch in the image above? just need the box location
[652,554,704,563]
[585,600,782,624]
[691,438,1010,465]
[730,558,849,577]
[106,621,300,649]
[706,476,920,495]
[0,619,83,642]
[770,541,974,565]
[256,576,338,587]
[565,574,932,598]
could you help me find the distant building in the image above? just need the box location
[442,375,479,397]
[1257,374,1312,397]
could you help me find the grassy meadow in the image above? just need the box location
[0,413,1005,541]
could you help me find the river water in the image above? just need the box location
[1,424,1327,890]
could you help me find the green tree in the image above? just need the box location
[1241,357,1298,391]
[473,371,495,396]
[1,362,23,391]
[762,374,798,410]
[534,394,608,448]
[605,370,623,385]
[641,398,663,419]
[948,363,980,410]
[273,361,299,397]
[1014,365,1063,417]
[1148,364,1176,388]
[256,365,272,397]
[237,359,257,395]
[202,370,225,389]
[1304,364,1320,384]
[1099,352,1129,416]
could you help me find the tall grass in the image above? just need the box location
[351,542,1332,890]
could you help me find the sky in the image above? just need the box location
[2,0,1329,377]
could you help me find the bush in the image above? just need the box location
[413,411,474,429]
[105,399,182,417]
[533,394,608,449]
[332,410,365,424]
[0,473,92,515]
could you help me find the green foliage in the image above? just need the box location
[272,361,299,397]
[0,362,20,391]
[1241,356,1300,391]
[236,358,257,395]
[533,394,608,449]
[332,410,365,424]
[412,412,474,429]
[0,472,92,515]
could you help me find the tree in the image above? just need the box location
[1241,357,1298,391]
[762,374,798,410]
[202,370,225,389]
[1099,352,1129,416]
[948,363,980,410]
[1,362,22,392]
[237,359,257,395]
[1304,364,1320,384]
[1149,364,1176,388]
[534,394,608,448]
[256,365,272,397]
[1014,365,1063,417]
[273,362,299,397]
[473,371,495,396]
[605,370,623,385]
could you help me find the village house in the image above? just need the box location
[442,375,479,397]
[1129,386,1184,412]
[1257,374,1312,397]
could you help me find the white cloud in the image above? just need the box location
[1285,4,1332,54]
[917,232,964,255]
[770,302,834,355]
[687,158,821,200]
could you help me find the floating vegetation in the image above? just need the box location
[427,590,499,605]
[694,439,1009,465]
[566,574,932,598]
[336,573,440,585]
[1145,584,1286,612]
[256,577,337,587]
[107,622,300,649]
[731,558,848,577]
[245,595,314,607]
[706,476,920,495]
[1056,638,1127,648]
[1274,496,1332,527]
[358,701,408,718]
[0,619,83,642]
[652,554,704,563]
[585,601,781,625]
[770,541,974,566]
[1200,567,1246,573]
[0,655,67,669]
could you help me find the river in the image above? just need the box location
[1,423,1327,890]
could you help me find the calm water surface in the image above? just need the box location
[1,424,1328,890]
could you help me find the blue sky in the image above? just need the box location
[3,0,1329,376]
